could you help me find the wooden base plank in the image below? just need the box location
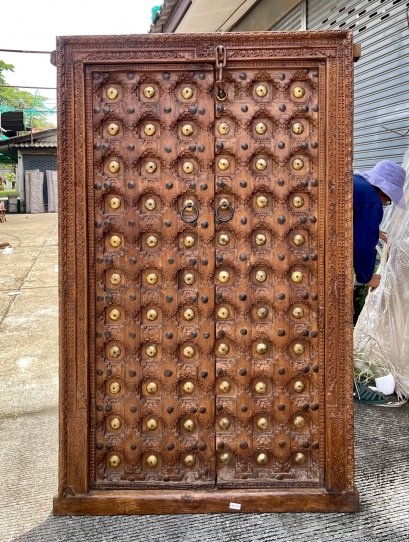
[54,488,359,515]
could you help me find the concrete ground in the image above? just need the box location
[0,213,408,542]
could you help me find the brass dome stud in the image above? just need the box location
[292,158,304,171]
[218,122,230,135]
[292,196,305,208]
[219,380,231,393]
[109,196,121,209]
[143,86,155,99]
[294,452,306,465]
[110,273,122,285]
[146,309,158,321]
[256,195,268,208]
[146,454,158,467]
[293,416,305,429]
[183,308,195,321]
[145,161,157,174]
[109,381,121,394]
[106,87,119,100]
[292,122,304,135]
[183,419,195,432]
[184,454,196,467]
[181,87,194,100]
[146,235,158,248]
[108,454,121,468]
[257,418,269,430]
[293,86,305,98]
[255,270,267,283]
[146,418,158,431]
[109,235,122,248]
[255,122,267,135]
[144,198,156,211]
[218,417,231,430]
[110,417,121,430]
[183,235,195,248]
[294,380,305,393]
[144,123,156,136]
[108,160,120,173]
[293,234,305,246]
[217,158,230,171]
[218,271,230,283]
[255,84,268,97]
[145,345,158,358]
[107,123,120,136]
[291,271,303,283]
[218,343,230,356]
[146,381,158,394]
[109,308,121,321]
[183,381,195,394]
[257,453,268,465]
[219,452,230,464]
[255,158,267,171]
[109,345,121,358]
[255,381,267,394]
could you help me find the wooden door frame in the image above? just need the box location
[54,31,358,514]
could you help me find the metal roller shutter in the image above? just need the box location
[308,0,409,168]
[271,1,306,30]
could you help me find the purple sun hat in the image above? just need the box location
[358,160,406,207]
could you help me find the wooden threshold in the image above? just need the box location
[54,488,359,515]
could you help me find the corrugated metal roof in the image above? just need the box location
[14,140,56,148]
[0,128,57,161]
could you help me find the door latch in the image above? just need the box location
[215,45,227,101]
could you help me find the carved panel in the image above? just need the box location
[91,65,216,488]
[214,64,322,488]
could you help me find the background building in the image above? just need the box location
[151,0,409,169]
[0,128,57,211]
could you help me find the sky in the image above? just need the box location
[1,0,161,118]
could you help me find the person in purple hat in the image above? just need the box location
[353,159,406,292]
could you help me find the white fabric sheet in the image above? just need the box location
[27,170,45,214]
[354,149,409,399]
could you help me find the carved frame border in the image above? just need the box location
[55,31,357,513]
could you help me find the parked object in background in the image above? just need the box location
[354,149,409,401]
[46,170,58,212]
[7,195,18,214]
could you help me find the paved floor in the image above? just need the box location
[0,214,408,542]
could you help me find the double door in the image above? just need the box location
[92,61,321,489]
[55,32,357,514]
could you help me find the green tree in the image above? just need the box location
[0,60,54,130]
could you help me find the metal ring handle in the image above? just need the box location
[180,203,199,223]
[215,203,234,222]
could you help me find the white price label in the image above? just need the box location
[229,502,241,510]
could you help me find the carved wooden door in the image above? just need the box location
[55,32,358,514]
[213,63,321,488]
[92,63,217,488]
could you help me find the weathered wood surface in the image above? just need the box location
[55,31,357,514]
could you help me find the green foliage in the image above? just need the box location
[0,189,19,197]
[0,60,54,129]
[0,60,14,85]
[4,172,15,188]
